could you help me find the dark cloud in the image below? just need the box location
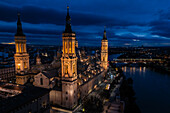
[149,9,170,38]
[0,0,170,46]
[0,3,147,27]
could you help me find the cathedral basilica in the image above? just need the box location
[14,6,108,110]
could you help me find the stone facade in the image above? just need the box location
[33,72,55,89]
[14,13,30,85]
[60,6,78,109]
[101,29,108,70]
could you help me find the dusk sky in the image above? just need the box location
[0,0,170,46]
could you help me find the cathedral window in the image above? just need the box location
[24,62,27,69]
[40,78,43,85]
[73,41,75,53]
[19,44,22,53]
[65,41,67,53]
[69,42,71,53]
[16,44,19,53]
[23,44,26,52]
[17,64,20,69]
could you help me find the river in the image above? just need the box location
[109,54,170,113]
[122,67,170,113]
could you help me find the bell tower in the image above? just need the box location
[101,27,108,70]
[14,13,30,85]
[61,6,78,109]
[36,51,41,65]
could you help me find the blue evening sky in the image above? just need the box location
[0,0,170,46]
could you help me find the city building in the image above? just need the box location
[14,13,30,85]
[0,83,50,113]
[0,67,15,81]
[10,6,109,112]
[101,27,108,70]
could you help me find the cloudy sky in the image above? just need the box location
[0,0,170,46]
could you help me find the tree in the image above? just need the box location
[82,96,104,113]
[127,78,133,85]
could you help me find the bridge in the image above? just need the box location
[111,58,162,63]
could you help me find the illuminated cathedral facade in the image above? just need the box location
[60,6,78,108]
[14,13,30,85]
[14,6,108,111]
[101,28,108,70]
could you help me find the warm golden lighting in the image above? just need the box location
[94,85,97,89]
[69,42,71,53]
[65,41,67,53]
[17,64,20,69]
[73,41,75,53]
[140,67,142,72]
[105,84,110,90]
[73,64,75,73]
[65,65,68,74]
[24,62,27,69]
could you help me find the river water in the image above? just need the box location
[109,54,170,113]
[122,66,170,113]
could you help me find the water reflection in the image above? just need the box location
[124,66,126,72]
[122,67,170,113]
[140,67,142,72]
[133,67,136,74]
[143,67,146,73]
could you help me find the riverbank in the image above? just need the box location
[119,69,141,113]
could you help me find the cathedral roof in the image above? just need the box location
[103,27,107,40]
[15,13,25,36]
[42,68,59,79]
[64,6,73,33]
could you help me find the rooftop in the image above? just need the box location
[0,85,50,113]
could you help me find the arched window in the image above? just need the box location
[19,44,22,53]
[65,41,67,53]
[17,64,20,69]
[24,62,27,69]
[69,42,71,53]
[40,78,43,85]
[73,41,75,53]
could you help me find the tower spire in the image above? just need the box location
[103,26,107,40]
[15,13,25,36]
[64,6,72,33]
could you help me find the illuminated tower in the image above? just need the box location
[61,6,78,109]
[36,51,41,65]
[14,13,30,85]
[101,28,108,70]
[75,38,78,48]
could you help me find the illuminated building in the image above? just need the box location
[101,27,108,70]
[14,13,30,85]
[60,6,78,109]
[10,6,107,112]
[36,51,42,65]
[0,83,50,113]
